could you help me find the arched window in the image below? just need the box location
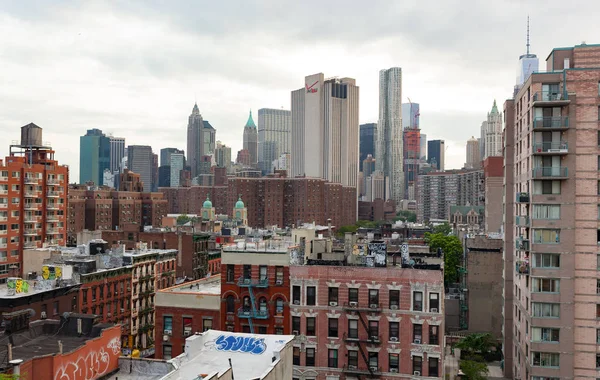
[276,298,284,314]
[259,297,267,312]
[226,295,235,313]
[243,296,251,310]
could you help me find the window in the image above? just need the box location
[389,353,399,372]
[428,357,439,377]
[535,180,560,195]
[53,301,59,315]
[292,286,301,305]
[412,356,423,374]
[292,316,300,333]
[532,205,560,219]
[413,324,422,343]
[328,318,338,337]
[243,264,251,279]
[328,349,338,368]
[597,304,600,318]
[275,327,283,335]
[275,266,283,284]
[328,287,338,304]
[533,253,560,268]
[429,293,439,312]
[532,303,560,318]
[368,352,378,370]
[348,319,358,339]
[259,265,267,281]
[258,326,267,334]
[306,317,315,336]
[305,348,315,366]
[259,297,267,313]
[226,295,235,313]
[226,265,234,282]
[532,278,560,293]
[532,352,559,367]
[203,318,212,332]
[597,329,600,344]
[275,298,284,314]
[389,322,399,340]
[348,288,358,303]
[531,327,559,342]
[597,280,600,295]
[533,229,560,244]
[348,350,358,368]
[413,291,423,311]
[597,354,600,368]
[306,286,316,305]
[389,290,399,309]
[164,316,173,333]
[429,325,439,345]
[368,289,379,306]
[293,347,300,365]
[163,345,172,360]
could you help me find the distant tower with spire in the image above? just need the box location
[243,110,258,167]
[515,16,539,96]
[187,102,216,178]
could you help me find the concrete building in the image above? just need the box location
[109,136,126,175]
[236,149,251,167]
[483,156,504,233]
[417,170,484,222]
[358,199,397,222]
[504,43,600,380]
[155,275,221,359]
[187,103,215,178]
[258,108,291,174]
[360,123,377,171]
[80,128,110,185]
[480,100,503,160]
[169,153,185,188]
[243,110,259,167]
[376,67,404,202]
[214,141,232,171]
[427,140,445,171]
[272,153,291,174]
[127,145,154,192]
[420,133,427,160]
[291,73,359,188]
[119,168,143,192]
[465,136,480,169]
[365,170,389,202]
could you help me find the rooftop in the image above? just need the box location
[0,278,79,299]
[123,248,178,257]
[160,275,220,295]
[222,239,296,253]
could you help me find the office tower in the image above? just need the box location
[365,170,389,202]
[79,128,110,185]
[127,145,153,192]
[0,123,68,279]
[359,123,377,171]
[362,154,376,196]
[427,140,445,171]
[258,108,291,174]
[402,102,420,129]
[480,100,503,159]
[109,136,125,174]
[186,103,215,178]
[214,141,232,170]
[243,110,258,167]
[465,136,480,169]
[291,73,359,187]
[376,67,404,202]
[159,148,184,187]
[514,17,539,97]
[403,128,421,200]
[160,148,184,168]
[504,44,600,380]
[152,153,158,192]
[420,133,427,160]
[170,153,185,188]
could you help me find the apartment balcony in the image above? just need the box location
[532,141,568,155]
[342,302,382,312]
[47,179,61,185]
[47,228,61,234]
[515,216,530,227]
[24,191,38,198]
[237,308,269,319]
[516,192,530,203]
[237,277,269,288]
[23,178,38,185]
[532,91,570,106]
[343,365,382,377]
[24,216,40,223]
[516,260,530,275]
[0,217,7,222]
[531,116,569,131]
[24,204,40,210]
[46,215,60,222]
[532,167,568,180]
[24,242,38,248]
[516,238,530,251]
[0,190,7,195]
[46,204,59,210]
[46,191,61,198]
[0,177,7,182]
[24,229,39,236]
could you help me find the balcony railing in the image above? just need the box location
[532,116,569,130]
[24,242,37,248]
[24,204,40,210]
[47,204,59,210]
[516,238,530,251]
[24,229,38,236]
[532,166,568,179]
[24,178,38,184]
[532,141,568,154]
[47,191,61,197]
[24,191,38,198]
[47,179,61,185]
[516,192,530,203]
[516,260,530,275]
[237,308,269,319]
[237,277,269,288]
[515,216,530,227]
[532,91,569,103]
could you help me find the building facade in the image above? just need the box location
[427,140,445,171]
[110,136,126,175]
[80,128,110,185]
[214,141,232,171]
[258,108,291,174]
[403,128,421,200]
[483,156,503,233]
[480,100,503,160]
[187,103,216,178]
[465,136,481,169]
[127,145,154,192]
[360,123,377,172]
[402,102,420,129]
[243,110,259,167]
[169,153,185,188]
[159,148,184,188]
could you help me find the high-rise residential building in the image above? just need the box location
[158,148,184,188]
[465,136,481,169]
[403,128,421,200]
[420,133,427,160]
[504,43,600,380]
[483,157,503,233]
[109,136,125,174]
[376,67,404,202]
[0,123,68,279]
[480,100,503,160]
[127,145,153,192]
[291,73,359,187]
[214,141,232,171]
[186,103,215,178]
[170,153,185,188]
[402,102,420,129]
[242,110,258,167]
[362,154,376,197]
[359,123,377,171]
[258,108,291,174]
[427,140,445,171]
[80,128,110,185]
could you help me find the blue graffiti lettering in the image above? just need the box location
[214,335,267,355]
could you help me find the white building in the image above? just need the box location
[480,100,503,159]
[365,170,389,202]
[170,153,184,188]
[465,136,480,169]
[109,136,125,174]
[258,108,291,174]
[291,73,359,187]
[102,168,115,189]
[420,133,427,160]
[272,153,291,173]
[376,67,404,203]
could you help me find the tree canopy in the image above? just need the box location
[395,210,416,223]
[432,222,452,235]
[176,214,191,225]
[459,360,489,380]
[424,231,462,284]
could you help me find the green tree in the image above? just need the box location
[432,222,452,235]
[459,360,489,380]
[455,333,498,359]
[425,232,463,284]
[176,214,191,225]
[395,210,416,223]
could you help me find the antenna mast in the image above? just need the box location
[526,16,530,55]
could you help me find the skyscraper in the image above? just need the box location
[214,141,232,171]
[257,108,291,174]
[427,140,445,171]
[170,153,185,188]
[127,145,153,192]
[359,123,377,171]
[159,148,184,187]
[242,110,258,167]
[465,136,480,169]
[152,153,159,192]
[401,102,420,129]
[376,67,404,202]
[480,100,503,159]
[109,136,125,174]
[514,16,539,96]
[291,73,359,187]
[80,128,110,185]
[420,133,427,160]
[186,103,216,178]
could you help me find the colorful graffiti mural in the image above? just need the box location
[42,265,62,280]
[215,335,266,355]
[7,277,29,295]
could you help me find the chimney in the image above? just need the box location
[9,359,23,377]
[58,340,63,354]
[7,344,12,362]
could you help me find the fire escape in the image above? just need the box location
[237,273,269,334]
[342,296,382,379]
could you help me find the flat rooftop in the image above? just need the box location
[161,275,220,295]
[0,280,78,299]
[123,248,178,257]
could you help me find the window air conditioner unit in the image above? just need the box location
[390,337,398,342]
[349,365,357,370]
[164,329,172,335]
[163,335,169,341]
[329,302,338,306]
[293,300,300,305]
[370,366,378,372]
[293,330,299,336]
[414,339,421,344]
[121,308,125,313]
[41,311,47,319]
[390,368,398,373]
[390,305,398,310]
[370,304,378,309]
[349,301,358,307]
[276,280,283,285]
[431,308,438,313]
[184,331,191,336]
[413,371,421,376]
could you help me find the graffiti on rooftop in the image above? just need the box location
[214,335,267,355]
[7,278,29,295]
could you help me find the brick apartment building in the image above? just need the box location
[220,240,292,335]
[155,275,221,359]
[0,123,68,281]
[160,177,357,228]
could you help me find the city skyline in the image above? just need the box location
[1,2,599,179]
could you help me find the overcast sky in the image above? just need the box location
[0,0,598,180]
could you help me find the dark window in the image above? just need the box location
[413,356,422,374]
[306,317,316,336]
[413,291,423,311]
[258,326,267,334]
[226,295,235,313]
[368,352,378,370]
[259,265,267,281]
[306,286,316,305]
[293,347,300,365]
[292,316,301,333]
[369,320,379,340]
[389,322,399,339]
[348,350,358,367]
[226,265,235,282]
[429,293,439,312]
[389,290,399,309]
[428,357,439,377]
[348,288,358,303]
[82,289,88,304]
[306,348,315,366]
[183,317,192,335]
[275,298,284,314]
[292,286,301,305]
[275,266,284,284]
[328,287,338,304]
[413,324,423,343]
[328,349,338,368]
[389,353,399,372]
[348,320,358,338]
[542,180,554,194]
[203,318,212,332]
[328,318,338,337]
[163,345,172,360]
[368,289,379,306]
[242,296,251,310]
[242,325,251,333]
[275,327,284,335]
[243,265,251,279]
[53,301,59,316]
[429,325,439,345]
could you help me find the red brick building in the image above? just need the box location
[220,240,292,335]
[154,276,221,359]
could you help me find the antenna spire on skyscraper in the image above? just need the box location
[526,15,530,55]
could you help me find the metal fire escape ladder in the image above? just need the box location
[357,311,376,377]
